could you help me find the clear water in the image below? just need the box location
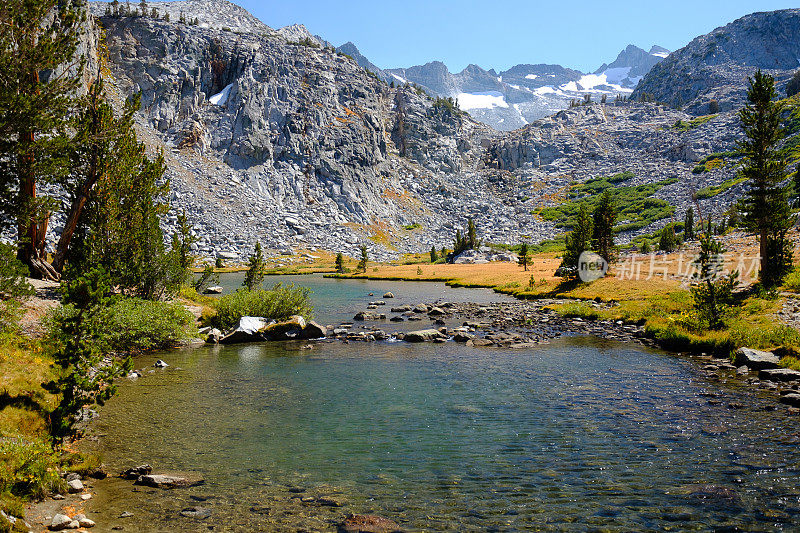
[83,278,800,532]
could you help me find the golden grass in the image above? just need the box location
[0,337,56,440]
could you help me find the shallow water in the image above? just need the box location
[84,278,800,532]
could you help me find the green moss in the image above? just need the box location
[537,174,678,233]
[672,114,716,131]
[694,177,746,199]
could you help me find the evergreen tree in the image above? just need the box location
[684,207,695,241]
[466,218,480,250]
[63,93,175,300]
[739,70,794,287]
[430,246,438,263]
[110,0,120,16]
[357,245,368,272]
[787,70,800,98]
[792,162,800,208]
[658,223,678,252]
[193,263,219,292]
[592,190,616,264]
[691,233,738,330]
[640,240,651,254]
[335,252,345,274]
[518,242,530,271]
[43,268,132,441]
[163,11,170,22]
[170,210,197,283]
[139,0,147,16]
[242,242,266,290]
[0,0,85,279]
[559,205,593,279]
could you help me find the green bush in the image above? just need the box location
[47,297,197,353]
[211,285,312,331]
[0,439,64,502]
[97,298,197,351]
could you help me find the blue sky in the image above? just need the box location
[231,0,797,73]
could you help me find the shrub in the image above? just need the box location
[0,438,64,502]
[708,99,720,114]
[211,285,312,331]
[98,298,197,352]
[47,297,197,353]
[0,244,34,333]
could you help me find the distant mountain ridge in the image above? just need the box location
[337,43,670,130]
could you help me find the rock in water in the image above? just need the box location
[202,286,223,294]
[154,359,168,368]
[219,316,270,344]
[383,292,394,298]
[338,514,403,533]
[301,321,327,339]
[733,347,780,370]
[179,506,212,519]
[404,329,447,343]
[758,368,800,382]
[134,474,203,489]
[262,315,306,340]
[120,464,152,480]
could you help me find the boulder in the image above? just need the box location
[758,368,800,382]
[354,311,385,321]
[219,316,270,344]
[404,329,446,343]
[49,514,74,531]
[202,286,223,294]
[205,328,223,344]
[391,306,412,313]
[338,514,403,533]
[453,332,474,343]
[301,321,327,339]
[779,393,800,407]
[154,359,168,368]
[67,478,84,493]
[262,315,306,340]
[383,292,394,298]
[413,304,429,313]
[733,347,779,370]
[134,474,203,489]
[428,307,446,316]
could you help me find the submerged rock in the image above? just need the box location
[758,368,800,382]
[120,464,152,480]
[135,474,203,489]
[338,514,403,533]
[180,506,212,519]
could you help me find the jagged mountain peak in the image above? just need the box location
[90,0,272,33]
[633,8,800,113]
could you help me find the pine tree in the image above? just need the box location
[139,0,147,16]
[592,190,616,264]
[193,263,219,292]
[430,246,438,263]
[242,242,266,290]
[739,70,794,288]
[357,245,368,272]
[466,218,480,250]
[684,207,695,241]
[170,210,196,284]
[335,253,345,274]
[518,242,530,271]
[110,0,120,16]
[0,243,34,333]
[658,223,678,252]
[559,205,593,279]
[0,0,84,279]
[691,233,738,330]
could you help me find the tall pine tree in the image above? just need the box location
[739,71,794,287]
[0,0,85,279]
[592,190,616,264]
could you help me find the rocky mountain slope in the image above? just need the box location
[70,0,776,263]
[351,44,670,131]
[633,9,800,113]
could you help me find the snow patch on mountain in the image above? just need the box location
[456,91,509,110]
[209,83,233,105]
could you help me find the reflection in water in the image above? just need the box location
[83,278,800,532]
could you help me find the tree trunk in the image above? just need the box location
[16,68,59,281]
